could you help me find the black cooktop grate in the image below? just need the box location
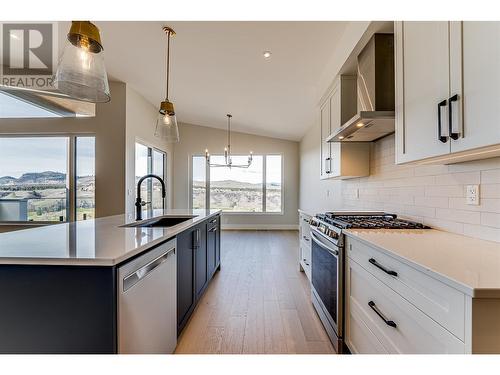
[316,213,429,229]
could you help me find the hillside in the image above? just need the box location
[0,171,66,185]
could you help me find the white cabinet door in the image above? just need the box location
[451,21,500,152]
[396,21,451,163]
[320,100,331,178]
[329,86,341,177]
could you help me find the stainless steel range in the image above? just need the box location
[309,211,428,353]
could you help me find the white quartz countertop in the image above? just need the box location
[344,229,500,298]
[0,209,221,266]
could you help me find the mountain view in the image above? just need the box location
[0,171,95,221]
[193,180,281,212]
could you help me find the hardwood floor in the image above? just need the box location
[175,230,335,354]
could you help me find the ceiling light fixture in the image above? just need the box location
[53,21,110,103]
[205,114,253,168]
[154,26,179,143]
[356,123,364,128]
[263,51,272,59]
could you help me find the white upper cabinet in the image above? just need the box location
[453,22,500,152]
[320,98,331,179]
[395,21,500,164]
[319,76,369,179]
[395,22,452,163]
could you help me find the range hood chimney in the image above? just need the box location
[327,34,395,143]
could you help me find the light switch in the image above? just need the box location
[466,185,479,205]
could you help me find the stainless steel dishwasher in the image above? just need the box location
[117,238,177,354]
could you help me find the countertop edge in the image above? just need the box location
[343,230,479,298]
[0,210,222,267]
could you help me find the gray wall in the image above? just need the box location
[0,81,127,218]
[173,122,300,229]
[0,82,174,222]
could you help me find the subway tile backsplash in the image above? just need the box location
[339,134,500,242]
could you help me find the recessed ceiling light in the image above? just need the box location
[338,136,344,140]
[263,51,272,59]
[356,123,364,128]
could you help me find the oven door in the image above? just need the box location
[311,228,342,338]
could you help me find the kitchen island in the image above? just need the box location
[0,209,221,354]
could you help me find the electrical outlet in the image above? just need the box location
[466,185,480,205]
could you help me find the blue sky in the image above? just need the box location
[0,137,95,178]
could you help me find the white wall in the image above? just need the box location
[125,86,174,219]
[173,122,300,229]
[300,123,500,242]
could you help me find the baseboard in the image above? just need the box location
[221,224,299,230]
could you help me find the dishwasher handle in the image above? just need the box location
[123,246,175,292]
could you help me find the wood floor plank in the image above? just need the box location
[263,299,288,354]
[175,230,335,355]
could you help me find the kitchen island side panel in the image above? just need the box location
[0,265,116,354]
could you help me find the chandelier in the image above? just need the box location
[205,114,253,168]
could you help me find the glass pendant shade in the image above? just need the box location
[155,112,179,142]
[53,21,110,103]
[154,100,179,142]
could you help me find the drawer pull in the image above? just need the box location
[303,236,310,242]
[368,301,397,328]
[369,258,398,277]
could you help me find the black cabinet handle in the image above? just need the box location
[192,229,200,249]
[448,94,460,140]
[368,301,397,328]
[325,157,331,174]
[437,99,448,143]
[303,236,310,242]
[368,258,398,277]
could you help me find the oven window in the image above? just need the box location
[311,236,338,326]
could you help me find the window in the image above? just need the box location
[75,137,96,220]
[191,154,283,213]
[135,142,167,211]
[265,155,282,212]
[192,156,207,209]
[0,136,95,222]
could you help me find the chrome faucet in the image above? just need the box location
[135,174,166,221]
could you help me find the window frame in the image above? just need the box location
[189,153,284,215]
[0,133,96,223]
[135,140,168,211]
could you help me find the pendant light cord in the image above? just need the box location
[227,114,231,157]
[165,29,171,101]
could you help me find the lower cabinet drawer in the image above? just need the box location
[347,258,465,354]
[346,304,388,354]
[347,237,465,340]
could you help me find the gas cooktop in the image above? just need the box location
[316,211,429,230]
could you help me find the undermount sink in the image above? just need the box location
[122,215,197,228]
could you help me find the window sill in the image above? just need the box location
[219,211,284,216]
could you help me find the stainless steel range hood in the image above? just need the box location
[327,34,395,143]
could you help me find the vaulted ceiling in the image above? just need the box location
[57,21,349,140]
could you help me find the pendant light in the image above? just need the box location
[205,114,253,168]
[154,26,179,143]
[53,21,110,103]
